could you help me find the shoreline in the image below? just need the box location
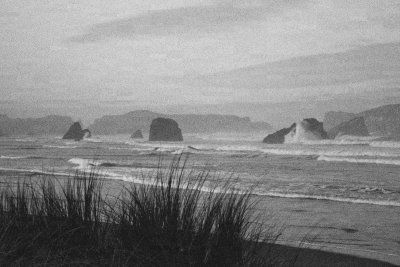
[0,168,399,266]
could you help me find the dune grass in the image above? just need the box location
[0,156,279,266]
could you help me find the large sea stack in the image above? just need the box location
[149,118,183,141]
[62,122,91,141]
[263,123,296,144]
[131,129,143,139]
[328,117,369,139]
[263,118,328,144]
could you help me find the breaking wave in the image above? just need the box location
[43,145,78,149]
[1,155,28,159]
[67,158,102,169]
[0,167,70,177]
[253,191,400,207]
[98,170,400,207]
[317,155,400,166]
[370,141,400,148]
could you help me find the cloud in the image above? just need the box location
[179,42,400,90]
[68,6,262,42]
[68,1,307,43]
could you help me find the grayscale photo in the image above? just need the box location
[1,0,399,266]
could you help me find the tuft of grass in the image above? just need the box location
[0,156,280,266]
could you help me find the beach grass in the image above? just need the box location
[0,156,279,266]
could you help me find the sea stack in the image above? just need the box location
[327,117,369,139]
[263,118,328,144]
[62,122,91,141]
[131,129,144,139]
[263,123,296,144]
[149,118,183,141]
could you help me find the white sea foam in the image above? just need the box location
[284,121,325,144]
[302,140,371,146]
[15,138,36,142]
[68,158,103,169]
[0,167,70,177]
[370,141,400,148]
[317,155,400,166]
[84,138,104,143]
[102,169,246,196]
[1,155,28,159]
[210,145,400,158]
[187,133,266,142]
[255,191,400,207]
[114,138,400,161]
[80,168,400,207]
[43,145,78,149]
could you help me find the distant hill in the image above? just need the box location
[323,111,356,131]
[0,115,74,136]
[90,110,272,135]
[360,104,400,137]
[323,104,400,138]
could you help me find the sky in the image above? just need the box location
[1,0,400,119]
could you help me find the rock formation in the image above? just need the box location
[263,118,328,144]
[62,122,91,141]
[149,118,183,141]
[324,104,400,139]
[327,117,369,139]
[359,104,400,137]
[263,124,296,144]
[131,129,143,139]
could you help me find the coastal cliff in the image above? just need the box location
[90,110,272,135]
[0,115,73,136]
[324,104,400,139]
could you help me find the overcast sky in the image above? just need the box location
[1,0,400,108]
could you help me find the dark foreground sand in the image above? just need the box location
[0,170,398,267]
[266,243,397,267]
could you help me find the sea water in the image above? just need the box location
[0,133,399,264]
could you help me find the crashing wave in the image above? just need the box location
[67,158,103,169]
[285,119,328,143]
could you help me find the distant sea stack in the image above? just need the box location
[62,122,91,141]
[263,118,328,144]
[149,118,183,141]
[328,117,369,139]
[131,130,143,139]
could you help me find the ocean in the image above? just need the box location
[1,133,400,264]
